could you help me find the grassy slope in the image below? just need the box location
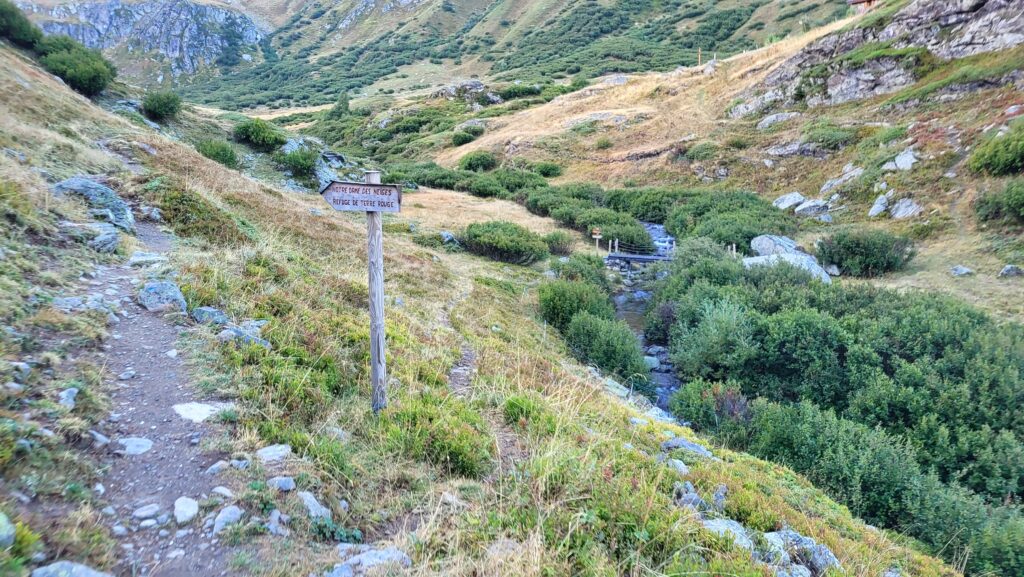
[0,43,958,575]
[434,21,1024,320]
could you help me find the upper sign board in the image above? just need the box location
[321,181,402,213]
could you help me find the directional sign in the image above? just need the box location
[321,181,402,213]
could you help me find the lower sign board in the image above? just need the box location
[321,181,402,213]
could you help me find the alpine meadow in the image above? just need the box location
[2,0,1024,576]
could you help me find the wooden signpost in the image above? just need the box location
[321,172,401,414]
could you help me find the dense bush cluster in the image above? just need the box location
[385,162,547,199]
[196,140,239,168]
[462,221,549,265]
[650,239,1024,576]
[970,124,1024,176]
[274,149,318,179]
[816,229,915,276]
[976,179,1024,224]
[458,151,499,172]
[524,185,655,253]
[142,91,182,120]
[234,118,287,150]
[542,230,574,255]
[1,6,118,97]
[664,191,796,251]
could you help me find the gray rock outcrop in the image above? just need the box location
[890,198,922,219]
[52,177,135,232]
[32,562,114,577]
[751,235,801,256]
[743,253,832,284]
[999,264,1023,277]
[757,112,801,130]
[702,518,753,550]
[773,192,806,211]
[137,281,186,313]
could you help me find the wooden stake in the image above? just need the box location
[698,47,702,67]
[365,170,388,414]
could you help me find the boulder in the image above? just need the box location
[174,497,199,525]
[889,198,922,219]
[702,518,753,550]
[138,282,186,313]
[89,230,120,253]
[216,326,272,349]
[951,265,974,277]
[772,192,806,211]
[766,141,827,158]
[743,253,832,284]
[757,112,801,130]
[868,194,890,217]
[820,164,863,195]
[268,476,296,492]
[213,505,244,534]
[51,177,135,232]
[297,491,332,520]
[794,199,829,217]
[192,306,229,325]
[32,562,114,577]
[266,509,290,537]
[751,235,801,256]
[58,387,79,409]
[775,566,812,577]
[883,148,918,171]
[999,264,1023,277]
[661,436,714,458]
[765,529,841,576]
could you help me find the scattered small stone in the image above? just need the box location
[4,382,23,395]
[118,437,153,455]
[951,265,974,277]
[230,459,250,470]
[206,460,229,475]
[174,497,199,525]
[268,476,296,492]
[326,545,412,576]
[32,561,115,577]
[883,148,919,172]
[93,483,105,496]
[998,264,1023,278]
[118,369,136,380]
[127,251,168,267]
[9,362,31,384]
[158,529,169,537]
[0,512,14,548]
[133,504,161,519]
[165,349,178,358]
[101,506,116,516]
[629,417,649,427]
[266,509,290,537]
[192,306,229,325]
[212,486,234,499]
[58,387,79,409]
[137,281,186,313]
[213,505,244,534]
[256,443,292,464]
[112,525,128,537]
[297,491,332,520]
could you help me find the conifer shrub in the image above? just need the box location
[234,118,287,150]
[458,150,498,172]
[538,280,613,332]
[35,35,116,97]
[142,91,182,120]
[0,0,42,48]
[565,312,650,395]
[975,179,1024,224]
[817,229,915,277]
[196,139,239,168]
[543,230,574,255]
[969,125,1024,176]
[451,131,476,146]
[275,148,318,178]
[463,221,549,264]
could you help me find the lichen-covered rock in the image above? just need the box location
[32,562,114,577]
[52,177,135,232]
[751,235,801,256]
[702,518,753,550]
[773,192,806,211]
[794,199,829,217]
[890,198,922,220]
[192,306,229,325]
[868,194,890,217]
[743,253,832,284]
[999,264,1023,277]
[137,281,186,312]
[757,112,801,130]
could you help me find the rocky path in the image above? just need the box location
[81,223,237,576]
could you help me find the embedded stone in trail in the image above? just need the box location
[137,281,186,313]
[32,561,114,577]
[298,491,332,520]
[118,437,153,455]
[133,503,161,519]
[173,402,235,423]
[256,443,292,464]
[174,497,199,525]
[51,177,135,233]
[127,251,168,267]
[213,505,244,534]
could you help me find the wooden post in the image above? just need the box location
[698,47,702,67]
[365,170,388,414]
[615,239,619,253]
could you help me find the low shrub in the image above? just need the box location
[451,131,476,146]
[538,280,613,331]
[386,390,493,478]
[1,0,42,48]
[543,230,574,255]
[158,187,248,246]
[462,124,485,137]
[684,142,718,161]
[463,221,549,264]
[234,118,287,150]
[142,91,182,120]
[565,312,650,395]
[533,161,563,177]
[196,139,239,168]
[969,125,1024,176]
[275,148,318,178]
[552,253,609,291]
[802,118,859,150]
[595,137,613,150]
[37,37,116,97]
[817,229,915,276]
[976,179,1024,224]
[665,191,795,251]
[458,150,499,172]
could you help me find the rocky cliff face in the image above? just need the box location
[17,0,265,79]
[732,0,1024,115]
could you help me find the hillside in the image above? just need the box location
[0,18,965,577]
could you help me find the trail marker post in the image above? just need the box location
[320,171,401,414]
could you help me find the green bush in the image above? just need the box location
[463,221,549,265]
[462,124,485,137]
[670,300,757,382]
[451,131,476,146]
[234,118,287,150]
[565,312,650,394]
[802,118,859,150]
[37,38,117,97]
[684,142,718,161]
[969,125,1024,176]
[196,139,239,168]
[665,191,795,251]
[142,91,182,120]
[533,162,563,177]
[458,150,499,172]
[817,229,915,276]
[552,253,609,291]
[0,0,42,48]
[543,230,574,255]
[275,148,318,178]
[159,187,248,246]
[386,390,493,478]
[976,179,1024,224]
[595,137,613,150]
[538,280,613,331]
